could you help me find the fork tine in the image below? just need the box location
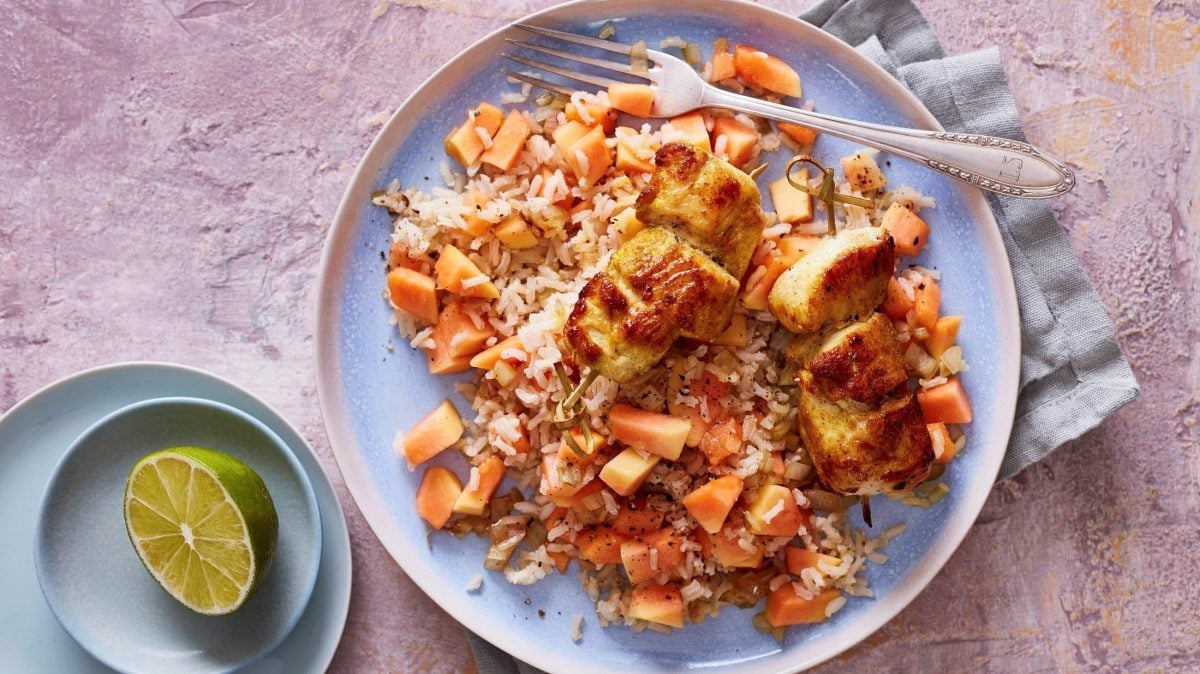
[514,23,632,56]
[506,39,652,82]
[503,70,574,98]
[501,53,626,90]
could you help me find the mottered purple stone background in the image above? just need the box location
[0,0,1196,671]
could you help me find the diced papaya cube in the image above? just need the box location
[424,301,494,374]
[471,102,504,136]
[389,243,431,272]
[620,528,685,584]
[881,276,915,321]
[574,526,629,565]
[444,118,484,168]
[709,313,750,347]
[435,245,500,300]
[415,466,462,529]
[668,111,711,152]
[917,377,973,424]
[628,584,685,628]
[745,484,809,537]
[461,189,493,237]
[566,101,616,133]
[777,122,818,148]
[480,110,531,172]
[386,267,439,324]
[733,45,801,97]
[402,400,464,468]
[553,120,592,153]
[769,171,813,224]
[707,523,764,569]
[608,404,692,460]
[619,539,658,584]
[778,234,821,259]
[616,140,656,175]
[711,50,736,82]
[608,82,655,117]
[540,453,589,499]
[598,448,660,496]
[610,206,648,243]
[784,546,841,576]
[841,151,887,192]
[491,360,518,387]
[564,125,613,187]
[682,475,743,533]
[770,451,786,479]
[611,502,665,538]
[881,203,930,257]
[469,335,524,370]
[711,115,758,168]
[913,276,940,330]
[766,586,841,626]
[550,475,606,511]
[666,366,730,447]
[925,315,962,359]
[452,455,506,516]
[557,428,607,466]
[740,237,815,312]
[433,301,494,358]
[547,549,572,574]
[425,342,471,375]
[698,417,742,466]
[495,214,538,250]
[928,422,957,464]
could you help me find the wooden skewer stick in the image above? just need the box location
[553,364,599,458]
[785,155,874,236]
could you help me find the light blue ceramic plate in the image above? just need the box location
[316,1,1020,672]
[34,397,322,674]
[0,363,352,673]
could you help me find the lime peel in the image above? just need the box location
[123,447,278,616]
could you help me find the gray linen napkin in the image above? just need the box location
[468,0,1139,670]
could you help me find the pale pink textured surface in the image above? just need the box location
[1,0,1196,672]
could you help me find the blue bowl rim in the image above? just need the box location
[33,394,324,674]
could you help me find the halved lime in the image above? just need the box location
[123,447,278,615]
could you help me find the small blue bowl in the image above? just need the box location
[34,396,322,674]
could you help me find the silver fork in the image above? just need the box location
[503,24,1074,199]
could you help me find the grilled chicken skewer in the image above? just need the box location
[561,141,767,397]
[770,229,933,523]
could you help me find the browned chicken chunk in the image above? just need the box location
[791,313,933,495]
[608,228,740,341]
[564,228,740,383]
[768,227,895,334]
[636,142,768,279]
[784,312,908,407]
[563,143,766,385]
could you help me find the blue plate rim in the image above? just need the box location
[32,394,323,674]
[314,1,1021,671]
[0,361,353,674]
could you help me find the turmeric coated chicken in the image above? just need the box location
[563,142,767,384]
[635,142,766,278]
[785,313,933,495]
[768,227,895,334]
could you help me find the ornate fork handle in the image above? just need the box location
[702,87,1074,198]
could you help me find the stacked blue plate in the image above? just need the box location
[0,363,351,673]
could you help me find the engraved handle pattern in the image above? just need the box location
[925,133,1076,198]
